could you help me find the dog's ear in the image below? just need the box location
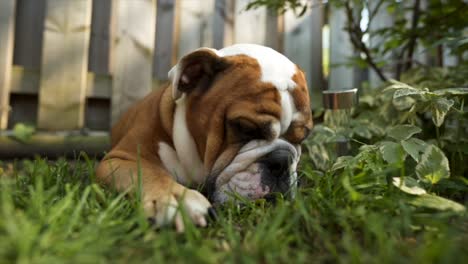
[169,48,228,100]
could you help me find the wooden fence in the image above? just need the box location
[0,0,326,135]
[0,0,457,157]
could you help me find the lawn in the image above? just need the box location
[1,153,466,264]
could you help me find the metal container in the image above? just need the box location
[323,88,358,110]
[322,88,358,157]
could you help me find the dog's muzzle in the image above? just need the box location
[209,139,301,204]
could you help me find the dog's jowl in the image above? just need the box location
[96,44,313,231]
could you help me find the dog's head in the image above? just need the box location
[167,44,312,203]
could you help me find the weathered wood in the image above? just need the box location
[154,0,177,81]
[284,4,323,108]
[6,94,37,130]
[178,0,215,59]
[265,9,284,52]
[88,0,117,75]
[0,0,17,130]
[10,66,40,95]
[112,0,156,124]
[213,0,235,49]
[284,6,313,86]
[10,66,112,99]
[37,0,93,130]
[368,1,394,86]
[309,1,324,92]
[86,73,112,99]
[85,98,110,131]
[234,0,267,44]
[13,0,46,69]
[328,7,354,91]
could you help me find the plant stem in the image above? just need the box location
[436,126,441,148]
[403,0,421,72]
[343,1,389,82]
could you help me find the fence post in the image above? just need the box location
[177,0,215,59]
[0,0,17,130]
[213,0,235,49]
[309,1,324,93]
[13,0,46,70]
[368,1,394,86]
[234,0,267,45]
[153,0,177,83]
[328,6,354,91]
[265,9,284,52]
[112,0,156,125]
[89,0,117,75]
[37,0,92,130]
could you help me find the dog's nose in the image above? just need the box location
[261,149,294,178]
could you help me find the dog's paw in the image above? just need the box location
[144,188,212,232]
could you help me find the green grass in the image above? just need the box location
[0,154,467,264]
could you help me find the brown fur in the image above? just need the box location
[96,51,312,221]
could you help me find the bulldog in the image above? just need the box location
[96,44,312,231]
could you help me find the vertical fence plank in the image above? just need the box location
[213,0,235,49]
[234,0,267,44]
[112,0,156,124]
[328,7,354,91]
[13,0,46,69]
[368,1,394,86]
[178,0,215,59]
[37,0,92,130]
[265,10,284,52]
[0,0,17,129]
[285,7,313,87]
[153,0,177,81]
[89,0,117,75]
[309,1,324,92]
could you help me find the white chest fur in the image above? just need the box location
[159,95,206,185]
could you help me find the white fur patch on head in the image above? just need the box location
[218,44,303,135]
[169,44,297,100]
[218,44,297,91]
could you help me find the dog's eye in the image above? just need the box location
[229,118,264,141]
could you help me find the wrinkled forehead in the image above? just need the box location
[215,44,311,137]
[214,44,301,91]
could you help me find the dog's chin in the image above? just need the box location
[211,163,267,204]
[210,163,298,204]
[209,139,300,204]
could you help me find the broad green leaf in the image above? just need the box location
[309,125,336,143]
[416,145,450,184]
[308,144,331,172]
[392,177,427,195]
[393,87,425,99]
[383,79,412,92]
[352,125,373,139]
[379,141,406,164]
[393,96,415,111]
[331,156,353,171]
[401,138,427,162]
[410,194,465,213]
[387,125,422,141]
[431,97,454,127]
[433,87,468,96]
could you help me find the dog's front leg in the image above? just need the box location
[96,155,212,232]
